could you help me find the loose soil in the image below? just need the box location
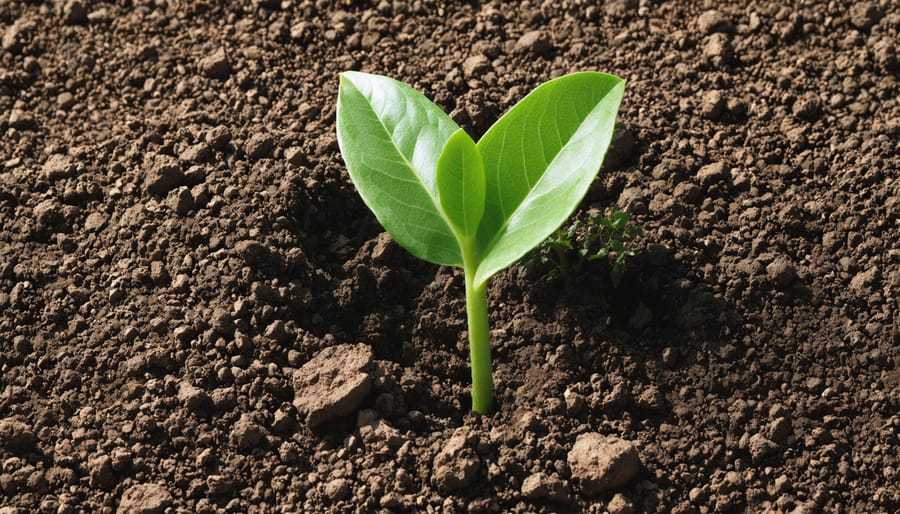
[1,1,898,513]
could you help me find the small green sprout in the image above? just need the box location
[336,71,625,413]
[525,209,642,289]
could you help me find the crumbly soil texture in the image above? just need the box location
[1,1,898,513]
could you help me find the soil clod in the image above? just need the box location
[432,428,481,493]
[568,433,641,495]
[116,483,173,514]
[293,343,374,428]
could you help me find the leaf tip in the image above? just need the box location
[338,70,367,88]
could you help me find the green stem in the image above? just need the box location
[462,239,493,414]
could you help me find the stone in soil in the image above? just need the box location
[292,343,374,427]
[567,433,641,495]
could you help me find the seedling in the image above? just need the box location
[336,71,625,413]
[525,209,642,289]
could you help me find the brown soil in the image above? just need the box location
[1,1,898,513]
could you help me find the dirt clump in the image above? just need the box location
[293,343,374,428]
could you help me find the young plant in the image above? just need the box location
[336,71,625,413]
[525,209,642,289]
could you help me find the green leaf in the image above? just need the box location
[437,129,485,238]
[473,72,625,286]
[336,71,463,266]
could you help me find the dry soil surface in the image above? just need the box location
[0,1,898,513]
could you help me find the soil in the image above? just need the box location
[0,1,897,513]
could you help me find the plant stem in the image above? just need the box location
[462,239,493,414]
[465,273,493,413]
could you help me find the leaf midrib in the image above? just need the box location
[474,93,608,284]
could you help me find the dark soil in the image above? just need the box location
[1,1,898,513]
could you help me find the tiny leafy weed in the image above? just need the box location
[336,71,625,413]
[525,209,642,289]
